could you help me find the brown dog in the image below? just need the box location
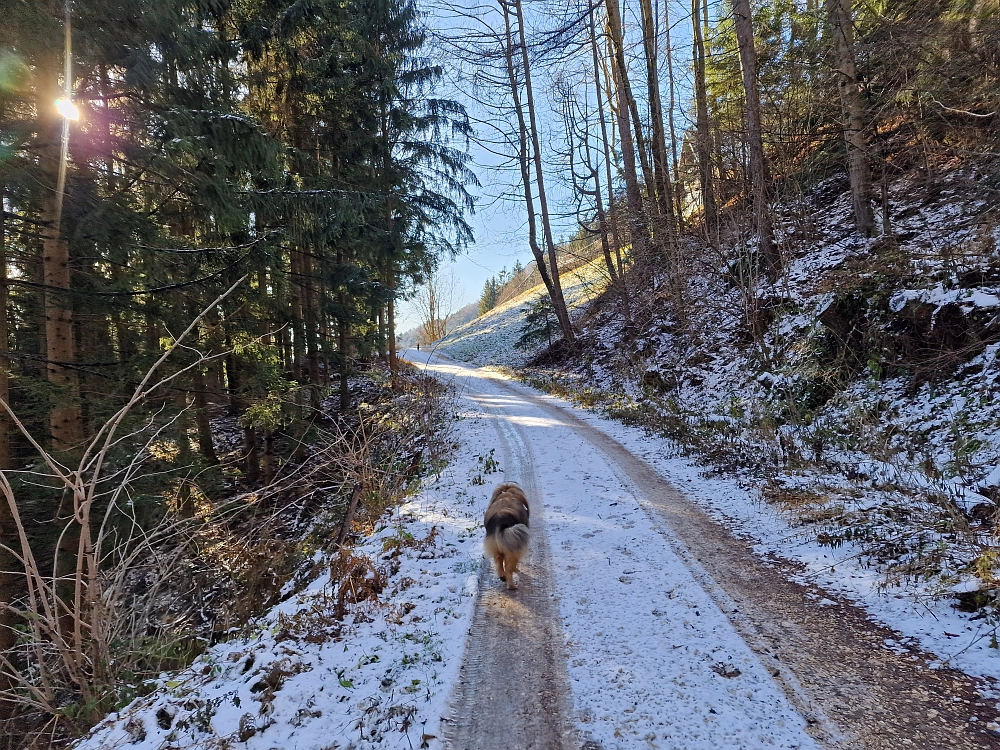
[484,482,531,590]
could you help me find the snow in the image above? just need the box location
[889,284,1000,314]
[76,402,498,750]
[410,351,819,749]
[577,411,1000,687]
[428,347,1000,690]
[80,346,826,750]
[432,189,1000,692]
[442,168,1000,696]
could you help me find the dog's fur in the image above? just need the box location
[484,482,531,590]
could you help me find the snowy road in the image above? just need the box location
[411,351,1000,750]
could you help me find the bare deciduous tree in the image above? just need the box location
[733,0,780,279]
[827,0,875,236]
[691,0,718,237]
[414,269,458,344]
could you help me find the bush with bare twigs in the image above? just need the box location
[0,282,452,747]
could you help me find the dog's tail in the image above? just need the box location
[493,523,530,554]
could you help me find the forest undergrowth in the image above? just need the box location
[1,358,451,748]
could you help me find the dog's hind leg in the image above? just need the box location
[493,552,507,582]
[505,552,520,590]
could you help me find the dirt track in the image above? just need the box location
[432,355,1000,750]
[441,377,574,750]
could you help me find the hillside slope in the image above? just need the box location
[436,255,611,366]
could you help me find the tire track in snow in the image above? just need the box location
[441,383,574,750]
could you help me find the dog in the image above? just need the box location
[484,482,531,590]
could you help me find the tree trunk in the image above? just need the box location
[0,185,15,725]
[377,304,387,361]
[262,427,275,484]
[38,50,83,452]
[302,250,320,385]
[225,348,242,416]
[244,425,260,484]
[338,315,350,411]
[604,0,658,218]
[826,0,875,236]
[387,263,398,374]
[290,247,305,379]
[588,4,631,316]
[663,7,684,231]
[193,362,217,462]
[733,0,779,279]
[500,0,567,331]
[691,0,718,236]
[638,0,678,237]
[603,8,648,264]
[595,52,625,280]
[512,0,575,344]
[0,187,10,470]
[176,412,196,520]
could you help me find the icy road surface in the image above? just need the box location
[410,350,1000,750]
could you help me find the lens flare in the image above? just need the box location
[55,98,79,120]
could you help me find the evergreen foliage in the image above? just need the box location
[515,295,557,350]
[0,0,473,738]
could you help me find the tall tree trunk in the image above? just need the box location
[0,187,9,471]
[0,186,14,727]
[733,0,779,279]
[663,7,684,230]
[262,428,275,484]
[826,0,875,236]
[603,0,658,219]
[187,298,217,463]
[302,249,320,385]
[41,25,87,656]
[337,320,351,412]
[244,425,260,484]
[38,50,83,452]
[500,0,568,333]
[603,10,648,263]
[387,263,398,374]
[638,0,678,236]
[192,362,217,463]
[691,0,718,235]
[511,0,575,343]
[377,304,387,361]
[588,3,630,316]
[595,52,625,280]
[290,247,305,379]
[337,248,351,411]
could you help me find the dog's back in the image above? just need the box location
[484,482,530,590]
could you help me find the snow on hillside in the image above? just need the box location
[435,256,610,367]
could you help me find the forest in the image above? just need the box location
[3,0,1000,747]
[1,0,472,744]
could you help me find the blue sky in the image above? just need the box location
[398,0,698,332]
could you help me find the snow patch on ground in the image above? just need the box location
[75,407,499,750]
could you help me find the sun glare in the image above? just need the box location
[55,98,79,120]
